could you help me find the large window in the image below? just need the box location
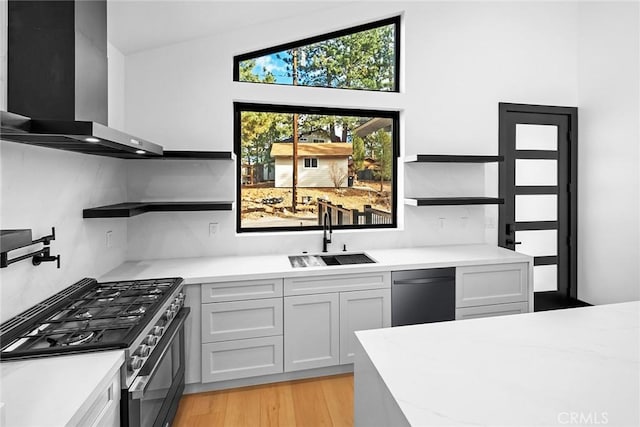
[234,16,400,92]
[235,103,399,232]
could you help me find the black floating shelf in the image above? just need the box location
[83,201,234,218]
[405,154,504,163]
[405,197,504,206]
[147,151,233,160]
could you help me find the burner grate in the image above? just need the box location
[0,278,96,336]
[1,277,183,360]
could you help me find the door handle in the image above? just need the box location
[506,239,522,245]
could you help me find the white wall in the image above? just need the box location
[0,14,130,322]
[577,1,640,304]
[123,1,579,260]
[275,157,349,188]
[0,143,129,322]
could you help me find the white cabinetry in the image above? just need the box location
[283,273,391,372]
[201,298,283,342]
[457,301,529,319]
[284,293,340,371]
[339,289,391,364]
[76,370,120,427]
[184,284,202,385]
[201,336,283,383]
[200,279,285,383]
[455,263,530,319]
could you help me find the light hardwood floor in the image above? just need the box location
[173,374,354,427]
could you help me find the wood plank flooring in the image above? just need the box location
[173,374,354,427]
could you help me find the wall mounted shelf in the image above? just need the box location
[404,154,503,206]
[405,197,504,206]
[404,154,504,163]
[83,201,234,218]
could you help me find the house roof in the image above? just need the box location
[271,143,352,157]
[353,117,393,137]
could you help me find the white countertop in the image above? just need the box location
[100,244,532,283]
[355,301,640,426]
[0,350,124,427]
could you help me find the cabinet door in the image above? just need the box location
[201,336,283,383]
[183,285,202,385]
[456,263,529,308]
[201,298,283,343]
[456,301,529,320]
[284,293,339,372]
[339,289,391,365]
[77,371,120,427]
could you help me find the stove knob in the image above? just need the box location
[144,335,159,346]
[152,326,165,336]
[128,356,143,372]
[136,345,151,357]
[163,309,174,321]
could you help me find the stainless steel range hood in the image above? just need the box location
[0,0,163,158]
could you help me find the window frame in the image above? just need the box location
[234,102,400,233]
[303,157,319,169]
[233,16,401,92]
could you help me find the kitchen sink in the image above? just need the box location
[289,253,376,268]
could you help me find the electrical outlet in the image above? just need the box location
[106,230,113,248]
[209,223,219,236]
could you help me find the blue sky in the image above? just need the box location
[251,52,293,84]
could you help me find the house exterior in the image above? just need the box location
[270,142,352,188]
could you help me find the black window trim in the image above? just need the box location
[234,102,400,233]
[303,157,319,169]
[233,15,401,93]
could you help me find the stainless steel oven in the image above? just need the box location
[122,307,189,427]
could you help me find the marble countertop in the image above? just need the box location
[0,350,124,427]
[355,301,640,426]
[100,244,532,283]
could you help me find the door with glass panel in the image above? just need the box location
[498,103,577,299]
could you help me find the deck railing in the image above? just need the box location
[317,199,392,226]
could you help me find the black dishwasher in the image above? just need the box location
[391,268,456,326]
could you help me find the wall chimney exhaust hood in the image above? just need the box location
[0,0,163,158]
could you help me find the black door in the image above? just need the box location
[498,103,577,302]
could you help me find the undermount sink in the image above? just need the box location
[289,252,376,268]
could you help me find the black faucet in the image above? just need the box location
[322,212,332,253]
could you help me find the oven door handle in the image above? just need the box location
[130,306,190,400]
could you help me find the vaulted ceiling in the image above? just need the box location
[107,0,347,54]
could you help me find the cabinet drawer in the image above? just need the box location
[284,272,390,296]
[202,298,283,343]
[456,301,529,320]
[202,336,283,383]
[201,278,283,303]
[456,263,529,308]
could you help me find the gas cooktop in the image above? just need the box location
[0,277,183,360]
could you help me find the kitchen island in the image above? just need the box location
[0,350,124,426]
[354,301,640,426]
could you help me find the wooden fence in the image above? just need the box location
[317,198,392,226]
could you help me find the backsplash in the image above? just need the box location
[0,141,128,323]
